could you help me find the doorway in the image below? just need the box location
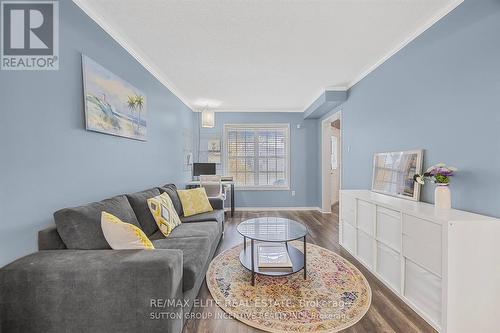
[321,111,341,213]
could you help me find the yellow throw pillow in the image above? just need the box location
[101,211,154,250]
[177,187,213,217]
[147,193,182,237]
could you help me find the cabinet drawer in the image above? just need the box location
[405,259,442,326]
[402,215,442,275]
[341,221,355,254]
[376,207,401,251]
[403,214,441,247]
[357,229,374,268]
[357,200,375,235]
[340,193,356,226]
[403,235,441,276]
[376,242,401,291]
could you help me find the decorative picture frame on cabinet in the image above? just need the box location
[371,149,423,201]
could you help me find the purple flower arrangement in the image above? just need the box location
[414,163,458,185]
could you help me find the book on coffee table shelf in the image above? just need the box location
[257,243,293,272]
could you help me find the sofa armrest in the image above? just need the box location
[38,225,66,250]
[209,197,224,210]
[1,249,184,333]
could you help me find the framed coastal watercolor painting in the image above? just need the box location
[82,55,147,141]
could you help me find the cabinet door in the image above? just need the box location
[405,259,442,327]
[376,242,401,291]
[357,229,374,268]
[376,206,401,251]
[341,221,356,254]
[340,193,356,226]
[357,200,375,235]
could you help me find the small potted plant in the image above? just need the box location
[414,163,458,209]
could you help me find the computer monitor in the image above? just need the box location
[193,163,216,177]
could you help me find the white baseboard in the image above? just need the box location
[227,207,321,212]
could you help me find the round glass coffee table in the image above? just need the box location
[237,217,308,285]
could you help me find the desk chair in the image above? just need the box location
[200,175,227,202]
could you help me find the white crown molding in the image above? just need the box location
[232,207,321,212]
[203,108,304,113]
[346,0,464,89]
[72,0,194,111]
[325,86,349,92]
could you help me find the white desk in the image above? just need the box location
[186,180,235,217]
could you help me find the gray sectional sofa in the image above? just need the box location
[0,184,224,333]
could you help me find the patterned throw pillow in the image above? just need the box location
[101,211,154,250]
[176,187,213,217]
[147,193,182,237]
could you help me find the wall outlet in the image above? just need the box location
[291,190,296,196]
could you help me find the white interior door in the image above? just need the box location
[321,112,341,213]
[330,127,340,205]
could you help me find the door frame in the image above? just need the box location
[320,110,342,213]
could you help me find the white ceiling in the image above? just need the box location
[75,0,462,112]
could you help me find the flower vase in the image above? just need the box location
[434,184,451,209]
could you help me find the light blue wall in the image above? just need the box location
[0,1,194,266]
[322,0,500,217]
[195,112,319,208]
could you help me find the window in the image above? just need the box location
[224,124,290,189]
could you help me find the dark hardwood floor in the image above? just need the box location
[183,208,436,333]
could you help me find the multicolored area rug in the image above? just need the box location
[206,242,371,333]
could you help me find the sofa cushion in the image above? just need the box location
[126,188,160,236]
[181,210,224,225]
[149,222,220,246]
[208,197,224,210]
[54,195,140,249]
[152,237,211,292]
[147,193,182,237]
[101,212,155,250]
[158,184,183,217]
[177,188,213,217]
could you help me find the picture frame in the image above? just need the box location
[208,139,221,152]
[371,149,423,201]
[82,54,147,141]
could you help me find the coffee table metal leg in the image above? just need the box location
[243,236,246,251]
[251,239,255,286]
[231,183,235,217]
[303,235,307,279]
